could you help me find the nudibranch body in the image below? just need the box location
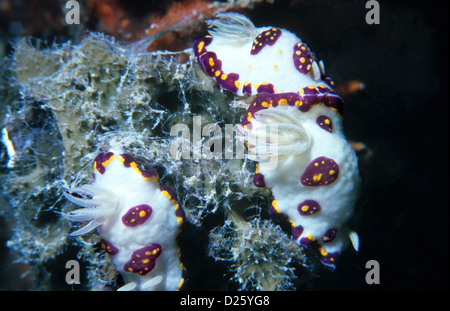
[193,12,338,98]
[63,149,186,290]
[245,99,361,267]
[194,13,361,268]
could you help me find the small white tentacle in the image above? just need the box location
[68,218,104,236]
[311,61,321,81]
[63,191,98,209]
[117,282,137,291]
[62,206,112,222]
[142,275,164,289]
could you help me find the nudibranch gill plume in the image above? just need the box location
[193,13,361,268]
[63,149,186,290]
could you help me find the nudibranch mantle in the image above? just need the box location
[193,13,361,268]
[63,149,186,290]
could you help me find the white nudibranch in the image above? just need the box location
[63,149,186,290]
[194,13,361,268]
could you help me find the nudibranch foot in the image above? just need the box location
[63,148,186,291]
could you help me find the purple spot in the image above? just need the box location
[323,93,344,114]
[317,86,343,114]
[119,153,136,168]
[316,115,333,132]
[122,204,152,227]
[256,83,275,94]
[293,42,313,75]
[123,244,162,276]
[253,173,266,187]
[322,228,338,243]
[141,168,158,180]
[299,235,315,247]
[94,152,114,174]
[322,75,335,88]
[243,82,252,95]
[251,28,282,55]
[297,200,321,216]
[100,238,119,255]
[300,156,339,186]
[319,251,339,268]
[193,36,212,58]
[119,153,158,180]
[218,72,240,93]
[302,86,320,96]
[292,225,304,240]
[198,51,222,78]
[269,199,279,215]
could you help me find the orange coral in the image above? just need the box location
[88,0,133,39]
[145,0,219,51]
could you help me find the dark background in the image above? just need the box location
[0,0,448,291]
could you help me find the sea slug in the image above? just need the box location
[193,13,361,268]
[63,149,186,290]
